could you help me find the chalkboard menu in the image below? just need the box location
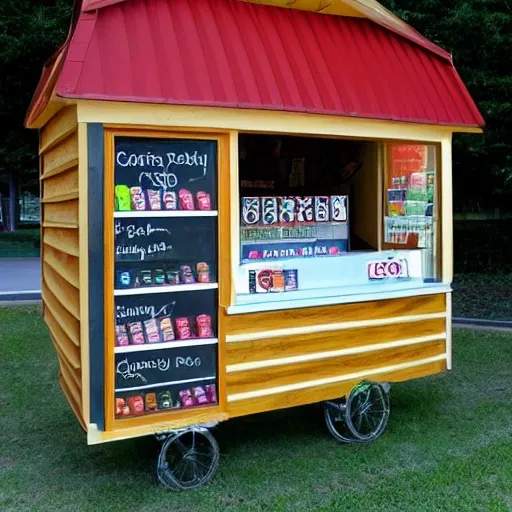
[111,137,219,420]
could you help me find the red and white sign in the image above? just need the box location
[368,258,409,280]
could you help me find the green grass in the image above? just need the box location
[1,306,511,511]
[0,229,40,258]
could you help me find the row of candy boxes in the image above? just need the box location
[115,185,212,211]
[116,385,217,417]
[242,195,348,225]
[116,263,212,289]
[116,314,214,346]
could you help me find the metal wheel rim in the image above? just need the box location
[157,429,219,490]
[324,399,355,443]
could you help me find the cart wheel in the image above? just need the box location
[157,428,219,491]
[324,398,355,443]
[345,381,390,443]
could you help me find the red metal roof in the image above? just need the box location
[26,0,484,128]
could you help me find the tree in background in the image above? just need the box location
[381,0,512,212]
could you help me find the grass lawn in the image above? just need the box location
[1,306,511,512]
[0,229,40,258]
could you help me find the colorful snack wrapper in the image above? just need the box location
[196,191,211,211]
[128,395,145,415]
[193,386,209,405]
[163,191,177,210]
[115,324,130,346]
[241,197,260,225]
[116,397,126,416]
[166,270,180,285]
[140,270,152,287]
[115,185,131,211]
[128,322,145,345]
[248,269,257,294]
[262,197,278,225]
[279,197,296,223]
[205,384,217,404]
[196,314,213,338]
[158,390,172,410]
[196,262,211,283]
[179,189,195,210]
[130,186,147,211]
[175,317,192,339]
[154,269,165,285]
[315,196,330,222]
[116,270,132,288]
[179,389,195,408]
[330,195,348,222]
[147,189,162,211]
[145,393,157,412]
[296,196,314,222]
[284,269,299,291]
[144,318,160,344]
[159,317,175,342]
[180,265,196,284]
[271,270,285,292]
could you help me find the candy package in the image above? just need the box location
[166,270,180,285]
[162,191,177,210]
[279,197,295,223]
[116,270,132,288]
[296,196,314,222]
[116,397,126,416]
[115,185,131,211]
[158,390,172,410]
[330,195,348,222]
[144,319,160,344]
[270,270,285,292]
[193,386,209,406]
[175,317,193,339]
[196,314,213,338]
[180,265,196,284]
[115,324,130,346]
[145,393,157,412]
[127,322,145,345]
[159,317,175,342]
[130,186,147,211]
[140,270,152,287]
[196,191,211,211]
[179,189,195,210]
[262,197,278,224]
[146,189,162,211]
[127,395,145,415]
[154,269,166,285]
[241,197,260,225]
[179,389,195,408]
[205,384,217,404]
[196,262,211,283]
[284,269,299,291]
[314,196,330,222]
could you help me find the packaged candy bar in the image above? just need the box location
[166,270,180,285]
[180,265,196,284]
[248,269,257,294]
[122,403,131,416]
[271,270,285,292]
[241,197,260,225]
[205,384,217,404]
[144,318,160,344]
[133,273,142,288]
[179,189,195,210]
[159,317,175,342]
[175,317,192,339]
[196,191,211,211]
[279,197,296,223]
[193,386,209,406]
[116,397,126,416]
[140,270,152,287]
[146,189,162,211]
[145,393,157,412]
[296,196,314,222]
[154,269,165,285]
[115,185,131,211]
[262,197,278,225]
[315,196,330,222]
[389,201,404,217]
[128,395,145,415]
[130,186,147,211]
[162,191,177,211]
[115,324,130,347]
[158,390,172,410]
[331,195,348,222]
[196,314,213,338]
[255,269,273,293]
[179,389,196,408]
[284,269,299,291]
[116,270,132,288]
[127,322,145,345]
[196,262,211,283]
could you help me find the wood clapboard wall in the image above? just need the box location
[223,294,448,418]
[39,106,85,430]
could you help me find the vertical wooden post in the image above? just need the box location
[441,134,453,284]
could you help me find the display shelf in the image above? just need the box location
[115,338,218,353]
[114,283,218,296]
[115,375,217,393]
[114,210,218,218]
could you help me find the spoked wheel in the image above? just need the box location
[324,382,390,444]
[157,428,219,491]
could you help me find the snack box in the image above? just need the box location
[262,197,278,225]
[296,196,314,222]
[314,196,330,222]
[241,197,261,225]
[279,197,296,223]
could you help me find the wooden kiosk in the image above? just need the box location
[26,0,484,489]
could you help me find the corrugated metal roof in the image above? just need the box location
[27,0,484,128]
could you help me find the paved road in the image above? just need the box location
[0,258,41,299]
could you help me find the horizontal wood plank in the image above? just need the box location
[43,199,79,225]
[42,133,78,177]
[43,244,79,289]
[43,263,80,320]
[42,283,80,346]
[43,227,79,257]
[227,340,446,396]
[224,294,446,336]
[42,167,78,198]
[44,308,80,369]
[227,318,446,366]
[59,376,87,432]
[40,106,77,154]
[58,355,82,408]
[41,190,79,204]
[227,360,446,418]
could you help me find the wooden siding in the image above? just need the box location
[223,294,448,418]
[40,106,85,430]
